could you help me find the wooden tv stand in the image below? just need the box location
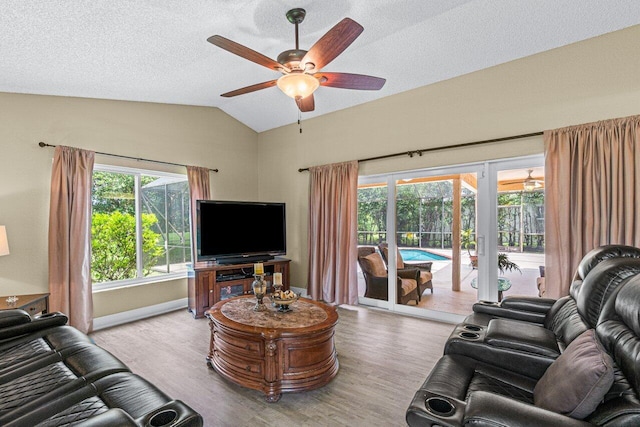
[188,257,290,319]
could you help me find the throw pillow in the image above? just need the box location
[382,247,404,270]
[533,329,614,419]
[361,252,387,277]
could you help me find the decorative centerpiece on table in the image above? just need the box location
[252,263,267,311]
[271,289,299,312]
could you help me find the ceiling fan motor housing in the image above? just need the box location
[277,49,309,70]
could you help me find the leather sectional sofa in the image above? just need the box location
[0,309,202,426]
[406,245,640,426]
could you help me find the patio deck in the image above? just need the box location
[358,249,544,316]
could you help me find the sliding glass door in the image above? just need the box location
[356,179,389,306]
[356,155,544,322]
[478,158,545,302]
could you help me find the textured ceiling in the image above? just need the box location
[1,1,639,132]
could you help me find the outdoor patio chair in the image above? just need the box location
[357,246,420,305]
[378,243,433,301]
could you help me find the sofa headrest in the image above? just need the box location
[577,257,640,328]
[575,245,640,281]
[569,280,582,300]
[613,275,640,336]
[596,273,640,402]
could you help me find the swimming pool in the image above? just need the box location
[399,248,450,262]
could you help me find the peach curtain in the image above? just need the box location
[48,146,95,333]
[186,166,211,263]
[544,115,640,298]
[307,161,359,304]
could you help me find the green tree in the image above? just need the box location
[357,186,388,244]
[92,171,157,215]
[92,172,135,215]
[91,211,164,283]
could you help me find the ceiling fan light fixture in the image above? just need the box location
[523,169,537,191]
[277,72,319,99]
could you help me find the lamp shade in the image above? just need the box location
[277,72,319,99]
[0,226,9,256]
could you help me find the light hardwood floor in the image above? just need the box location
[90,304,456,427]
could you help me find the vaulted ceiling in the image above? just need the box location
[2,1,639,132]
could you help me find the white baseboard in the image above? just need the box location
[93,298,188,331]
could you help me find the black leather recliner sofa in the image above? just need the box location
[406,247,640,426]
[444,257,640,378]
[407,271,640,426]
[464,245,640,327]
[0,309,202,427]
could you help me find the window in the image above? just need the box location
[91,165,191,290]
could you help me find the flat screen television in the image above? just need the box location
[196,200,286,264]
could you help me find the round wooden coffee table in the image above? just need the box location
[205,295,339,402]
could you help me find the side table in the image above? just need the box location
[470,277,512,301]
[0,293,50,316]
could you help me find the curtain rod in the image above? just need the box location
[297,131,543,172]
[38,142,219,173]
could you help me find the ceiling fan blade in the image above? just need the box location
[221,79,278,97]
[316,72,386,90]
[301,18,363,71]
[207,35,285,72]
[296,94,315,112]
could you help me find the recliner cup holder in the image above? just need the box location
[463,324,482,332]
[425,397,455,417]
[147,409,178,427]
[459,331,480,339]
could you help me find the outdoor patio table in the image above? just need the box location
[470,277,512,301]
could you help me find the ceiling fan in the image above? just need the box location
[207,8,386,112]
[502,169,543,191]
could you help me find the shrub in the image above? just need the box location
[91,211,164,283]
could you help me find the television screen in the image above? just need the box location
[196,200,286,263]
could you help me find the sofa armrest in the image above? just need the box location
[0,309,32,329]
[471,296,555,324]
[75,409,138,426]
[465,391,592,427]
[0,312,68,340]
[500,296,556,313]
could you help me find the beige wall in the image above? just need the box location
[1,25,639,316]
[258,25,640,287]
[0,93,257,316]
[92,278,187,318]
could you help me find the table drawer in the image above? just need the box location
[213,350,264,379]
[23,298,48,315]
[214,330,263,357]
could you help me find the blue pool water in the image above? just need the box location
[399,249,449,262]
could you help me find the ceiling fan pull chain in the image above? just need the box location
[298,110,303,134]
